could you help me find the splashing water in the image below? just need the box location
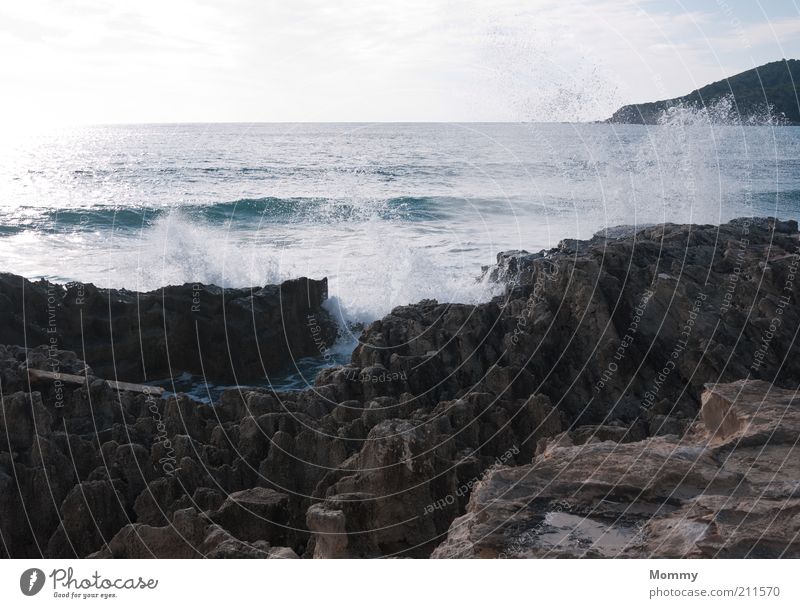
[0,121,797,327]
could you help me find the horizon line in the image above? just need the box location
[11,119,607,129]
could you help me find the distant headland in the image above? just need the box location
[608,58,800,125]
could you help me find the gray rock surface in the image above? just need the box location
[432,380,800,558]
[1,218,798,558]
[0,274,336,383]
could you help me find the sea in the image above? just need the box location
[2,119,799,394]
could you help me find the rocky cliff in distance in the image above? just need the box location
[608,59,800,124]
[0,217,798,558]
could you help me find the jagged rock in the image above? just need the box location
[0,391,52,451]
[210,487,290,545]
[0,344,92,394]
[91,507,296,559]
[306,493,378,558]
[0,273,337,383]
[97,442,154,506]
[355,218,800,426]
[700,379,800,446]
[432,379,800,558]
[133,477,190,526]
[307,419,458,557]
[483,249,546,284]
[47,480,129,558]
[192,487,226,512]
[1,218,798,559]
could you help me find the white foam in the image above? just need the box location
[92,210,503,326]
[0,120,791,329]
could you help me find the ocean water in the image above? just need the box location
[2,120,800,332]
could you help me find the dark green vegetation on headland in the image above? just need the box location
[608,59,800,124]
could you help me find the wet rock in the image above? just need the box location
[432,380,800,558]
[0,274,337,383]
[1,218,798,559]
[357,218,800,425]
[484,249,546,284]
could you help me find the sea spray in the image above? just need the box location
[0,123,794,327]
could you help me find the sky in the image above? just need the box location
[0,0,798,124]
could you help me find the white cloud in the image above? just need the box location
[706,16,800,52]
[0,0,795,124]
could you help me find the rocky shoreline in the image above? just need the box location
[0,274,337,383]
[1,217,799,558]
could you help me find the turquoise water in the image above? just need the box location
[2,121,800,329]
